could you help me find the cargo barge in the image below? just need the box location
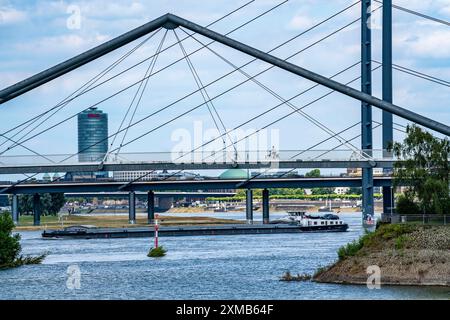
[42,222,348,239]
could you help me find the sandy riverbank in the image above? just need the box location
[14,214,242,231]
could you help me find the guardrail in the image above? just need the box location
[0,149,400,166]
[391,214,448,225]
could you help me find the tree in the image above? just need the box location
[0,212,45,269]
[48,193,66,215]
[18,193,66,216]
[305,169,321,177]
[391,125,450,215]
[346,187,362,195]
[311,187,334,195]
[18,195,33,215]
[0,212,21,267]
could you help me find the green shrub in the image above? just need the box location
[279,271,311,282]
[147,246,167,258]
[396,194,421,215]
[337,237,365,260]
[379,223,414,240]
[0,212,46,269]
[394,234,410,250]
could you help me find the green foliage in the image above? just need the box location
[48,193,66,215]
[279,271,311,282]
[0,213,21,266]
[311,187,334,195]
[268,188,304,195]
[378,223,414,240]
[337,237,365,260]
[395,234,410,250]
[18,193,66,216]
[0,212,46,269]
[18,195,33,215]
[346,187,362,195]
[337,224,414,260]
[147,246,167,258]
[396,194,421,215]
[391,125,450,215]
[206,193,383,202]
[305,169,321,177]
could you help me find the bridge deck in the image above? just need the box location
[0,176,393,194]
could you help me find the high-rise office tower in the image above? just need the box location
[78,107,108,162]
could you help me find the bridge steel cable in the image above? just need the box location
[212,65,383,186]
[0,0,278,107]
[290,121,362,159]
[0,31,160,164]
[4,5,366,164]
[245,117,411,183]
[120,61,363,187]
[84,11,375,160]
[173,29,238,159]
[0,0,295,158]
[110,30,169,160]
[373,0,450,27]
[0,0,358,138]
[120,60,363,187]
[5,2,449,162]
[204,64,383,165]
[181,28,371,161]
[0,0,286,190]
[0,29,162,154]
[372,60,450,88]
[0,0,257,142]
[0,33,160,162]
[271,123,385,181]
[168,13,449,135]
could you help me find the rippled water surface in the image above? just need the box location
[1,212,448,299]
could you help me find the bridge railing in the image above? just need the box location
[391,214,448,225]
[0,149,403,167]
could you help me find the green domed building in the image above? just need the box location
[218,169,249,180]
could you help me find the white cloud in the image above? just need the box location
[15,33,111,55]
[440,5,450,17]
[0,6,27,24]
[395,29,450,58]
[80,1,147,19]
[288,13,316,30]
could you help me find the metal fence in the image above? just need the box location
[391,214,448,225]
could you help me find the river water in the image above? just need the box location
[0,212,448,300]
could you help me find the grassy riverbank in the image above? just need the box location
[313,223,450,286]
[14,215,241,231]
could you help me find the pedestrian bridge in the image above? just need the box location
[0,149,398,174]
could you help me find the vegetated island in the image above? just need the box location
[313,223,450,287]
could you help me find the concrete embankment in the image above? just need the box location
[313,224,450,286]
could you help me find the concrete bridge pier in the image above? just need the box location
[262,188,270,224]
[11,194,19,225]
[33,193,41,226]
[147,191,155,224]
[129,191,136,224]
[246,189,253,224]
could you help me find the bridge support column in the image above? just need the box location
[245,189,253,224]
[11,194,19,225]
[262,189,269,224]
[147,191,155,224]
[129,191,136,224]
[361,0,374,222]
[33,193,41,226]
[382,0,394,221]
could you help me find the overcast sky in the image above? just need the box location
[0,0,449,176]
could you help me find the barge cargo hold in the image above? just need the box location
[42,223,348,239]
